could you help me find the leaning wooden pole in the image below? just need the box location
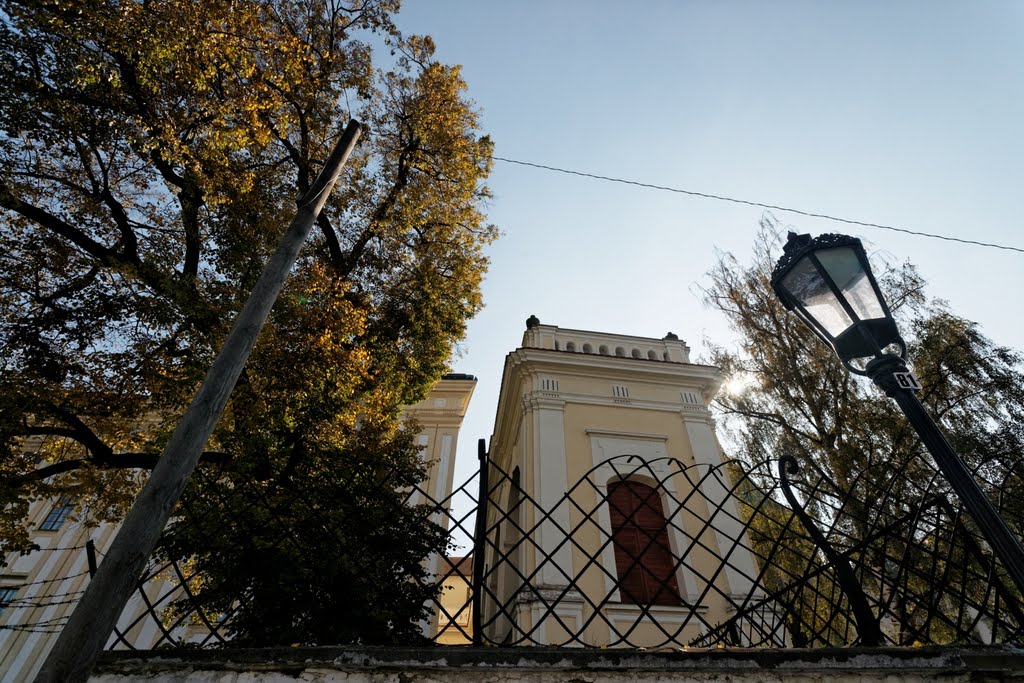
[36,121,363,683]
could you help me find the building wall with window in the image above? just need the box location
[0,468,120,681]
[0,375,475,681]
[484,317,758,647]
[434,555,473,645]
[400,374,477,640]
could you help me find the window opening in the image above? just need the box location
[607,480,681,606]
[0,587,16,615]
[39,495,75,532]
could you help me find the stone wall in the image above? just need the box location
[91,646,1024,682]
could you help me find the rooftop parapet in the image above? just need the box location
[521,315,691,363]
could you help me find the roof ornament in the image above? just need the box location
[526,314,540,329]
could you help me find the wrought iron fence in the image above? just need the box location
[55,445,1023,650]
[470,450,1021,648]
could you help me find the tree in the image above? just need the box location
[704,218,1022,514]
[0,0,495,642]
[159,419,449,646]
[702,218,1024,643]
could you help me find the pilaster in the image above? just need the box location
[680,408,759,601]
[523,392,574,588]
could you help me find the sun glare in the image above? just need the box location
[723,372,757,396]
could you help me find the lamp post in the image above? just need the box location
[771,231,1024,596]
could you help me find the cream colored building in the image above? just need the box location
[481,317,762,647]
[433,555,473,645]
[403,373,476,518]
[399,374,477,640]
[0,375,476,681]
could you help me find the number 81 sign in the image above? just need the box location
[893,371,922,391]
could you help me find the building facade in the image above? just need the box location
[0,375,475,681]
[481,317,761,647]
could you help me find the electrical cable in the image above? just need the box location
[1,570,91,588]
[491,156,1024,255]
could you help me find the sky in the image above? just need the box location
[391,0,1024,517]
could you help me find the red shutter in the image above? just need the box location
[608,480,681,606]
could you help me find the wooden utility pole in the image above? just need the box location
[35,121,363,683]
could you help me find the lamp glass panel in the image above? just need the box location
[815,247,886,321]
[781,257,853,337]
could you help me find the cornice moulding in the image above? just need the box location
[584,429,669,442]
[509,348,722,385]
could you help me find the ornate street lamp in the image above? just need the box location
[772,231,1024,596]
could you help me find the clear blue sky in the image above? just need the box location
[393,0,1024,526]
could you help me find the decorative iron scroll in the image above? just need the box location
[778,455,882,646]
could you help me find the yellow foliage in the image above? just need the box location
[1,1,496,560]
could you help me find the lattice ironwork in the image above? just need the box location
[471,451,1021,648]
[70,446,1023,650]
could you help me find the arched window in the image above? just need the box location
[615,346,625,357]
[499,467,524,610]
[582,343,593,354]
[647,350,658,360]
[663,351,671,362]
[554,340,560,350]
[566,342,576,352]
[607,480,681,606]
[599,345,609,356]
[631,348,642,359]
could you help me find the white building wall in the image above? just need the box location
[2,377,476,679]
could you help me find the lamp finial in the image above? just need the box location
[784,232,812,254]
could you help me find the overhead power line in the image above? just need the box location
[491,156,1024,255]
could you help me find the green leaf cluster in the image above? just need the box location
[160,420,448,646]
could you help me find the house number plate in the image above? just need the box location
[893,371,922,391]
